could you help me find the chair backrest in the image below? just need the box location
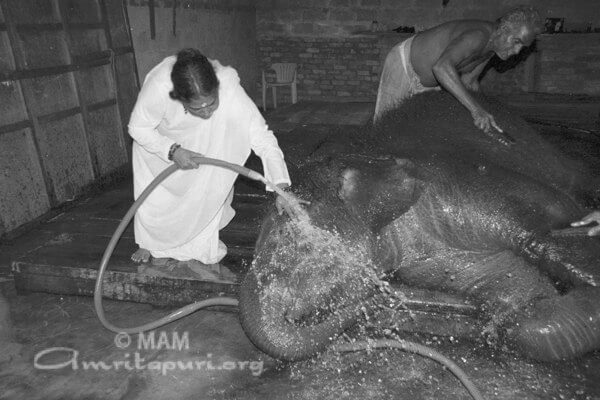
[271,63,297,83]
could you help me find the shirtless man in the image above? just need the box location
[374,6,544,145]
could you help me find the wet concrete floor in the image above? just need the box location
[2,284,600,400]
[1,100,600,400]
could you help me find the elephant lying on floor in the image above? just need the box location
[239,92,600,362]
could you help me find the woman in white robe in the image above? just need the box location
[128,48,296,271]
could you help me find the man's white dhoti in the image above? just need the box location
[374,36,441,122]
[128,56,291,264]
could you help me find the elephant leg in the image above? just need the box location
[398,166,598,289]
[379,215,558,339]
[399,248,557,331]
[509,286,600,361]
[380,215,555,305]
[380,213,600,360]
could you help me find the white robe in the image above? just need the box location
[128,56,291,263]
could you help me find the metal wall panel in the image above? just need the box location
[69,29,107,57]
[0,0,138,236]
[17,29,70,69]
[0,31,12,71]
[63,0,102,23]
[103,0,131,48]
[0,81,27,127]
[37,115,94,202]
[4,0,60,24]
[0,129,50,236]
[114,52,138,131]
[87,105,127,175]
[76,64,114,104]
[21,74,79,116]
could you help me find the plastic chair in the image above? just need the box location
[261,63,298,111]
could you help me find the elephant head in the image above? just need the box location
[238,156,421,361]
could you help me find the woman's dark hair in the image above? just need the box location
[169,48,219,102]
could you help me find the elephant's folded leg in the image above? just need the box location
[397,248,558,328]
[510,286,600,361]
[380,218,557,319]
[380,218,563,347]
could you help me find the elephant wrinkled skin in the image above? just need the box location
[239,91,600,362]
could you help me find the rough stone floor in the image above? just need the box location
[1,100,600,400]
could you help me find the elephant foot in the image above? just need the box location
[509,287,600,361]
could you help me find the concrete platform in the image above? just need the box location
[10,181,263,306]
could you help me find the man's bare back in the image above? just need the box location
[411,20,496,88]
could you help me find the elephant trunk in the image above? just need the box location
[238,269,383,361]
[238,205,385,361]
[510,286,600,361]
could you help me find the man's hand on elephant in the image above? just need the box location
[471,108,515,146]
[172,147,204,169]
[472,108,501,133]
[571,211,600,236]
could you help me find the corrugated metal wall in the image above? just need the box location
[0,0,139,237]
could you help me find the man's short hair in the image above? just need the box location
[498,6,544,34]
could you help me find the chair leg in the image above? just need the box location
[262,85,267,111]
[291,82,297,104]
[272,87,277,109]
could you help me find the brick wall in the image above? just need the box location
[537,34,600,94]
[260,33,408,102]
[480,34,600,95]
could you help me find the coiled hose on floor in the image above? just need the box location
[93,157,484,400]
[332,340,483,400]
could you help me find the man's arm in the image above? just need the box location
[431,30,507,142]
[460,59,489,92]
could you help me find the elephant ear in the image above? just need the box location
[338,161,423,232]
[369,162,423,231]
